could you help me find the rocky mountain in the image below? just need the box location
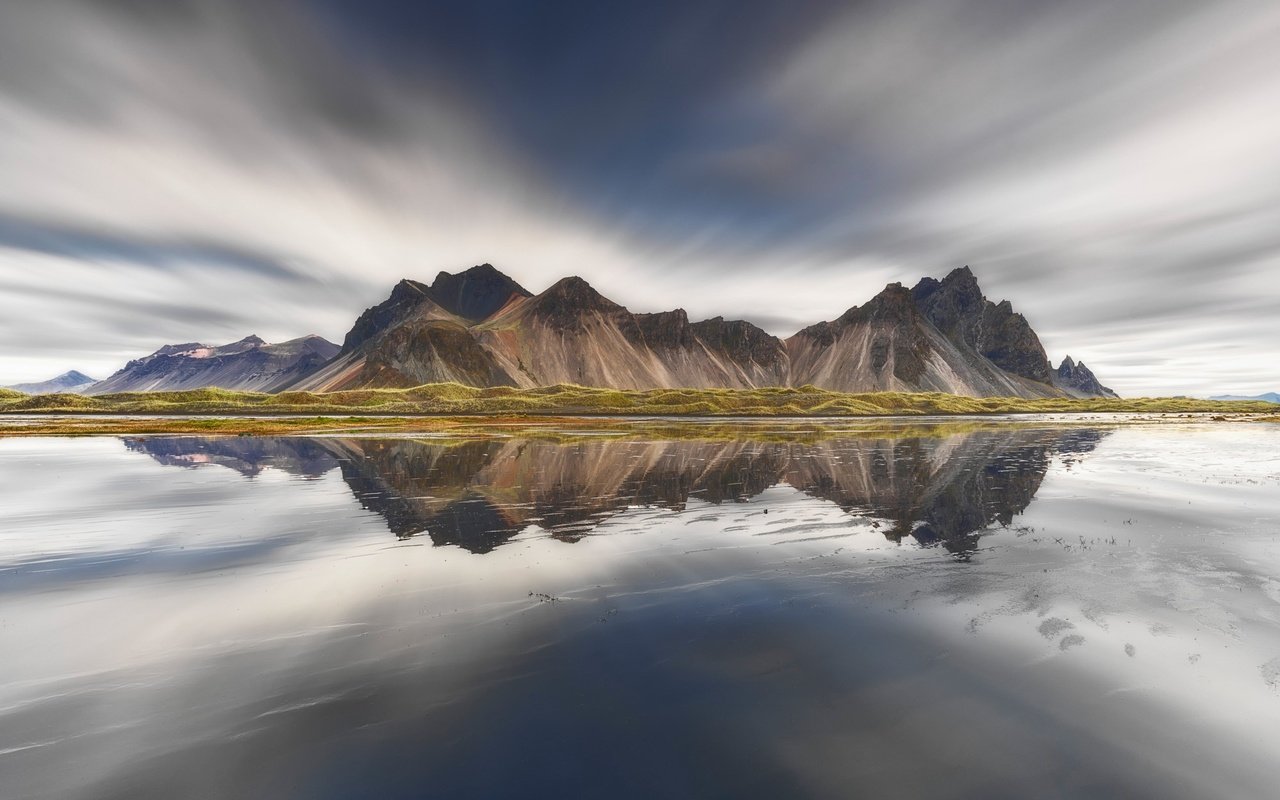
[1209,392,1279,403]
[293,269,789,392]
[786,281,1058,396]
[912,266,1053,383]
[85,263,1112,398]
[5,370,97,395]
[1052,356,1118,398]
[89,334,339,394]
[290,263,1113,398]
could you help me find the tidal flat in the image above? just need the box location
[1,419,1278,798]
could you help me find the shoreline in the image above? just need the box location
[2,410,1274,438]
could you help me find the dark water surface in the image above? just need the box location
[2,421,1279,799]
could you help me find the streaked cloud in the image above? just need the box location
[0,0,1276,395]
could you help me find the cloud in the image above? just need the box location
[0,0,1277,395]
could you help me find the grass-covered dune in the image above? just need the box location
[1,382,1276,417]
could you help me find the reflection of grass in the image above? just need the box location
[0,410,1271,440]
[3,382,1278,419]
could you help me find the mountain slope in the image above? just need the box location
[472,276,789,389]
[89,335,339,394]
[5,370,97,395]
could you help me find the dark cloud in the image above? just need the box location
[0,212,317,283]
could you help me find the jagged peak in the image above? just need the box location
[536,276,621,310]
[238,334,266,346]
[389,278,431,301]
[938,265,982,297]
[636,307,690,324]
[431,262,513,285]
[1059,355,1076,371]
[426,264,532,321]
[912,265,981,304]
[840,282,918,322]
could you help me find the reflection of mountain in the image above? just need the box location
[121,436,340,478]
[787,429,1106,554]
[127,429,1107,554]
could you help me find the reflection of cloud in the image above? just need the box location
[1,1,1278,393]
[4,428,1280,799]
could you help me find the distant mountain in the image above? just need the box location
[5,370,97,395]
[287,263,1115,398]
[89,335,339,394]
[1052,356,1118,399]
[1209,392,1279,403]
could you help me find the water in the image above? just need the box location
[2,421,1279,799]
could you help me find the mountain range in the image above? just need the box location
[290,264,1116,398]
[15,265,1118,399]
[1208,392,1279,404]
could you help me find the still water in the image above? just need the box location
[2,421,1279,799]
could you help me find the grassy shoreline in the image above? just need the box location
[0,383,1275,436]
[2,382,1276,417]
[2,412,1274,439]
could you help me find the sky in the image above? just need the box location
[0,0,1278,396]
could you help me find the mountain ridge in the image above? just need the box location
[89,334,339,394]
[57,264,1116,399]
[288,264,1115,398]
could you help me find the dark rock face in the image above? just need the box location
[844,284,932,382]
[1053,356,1119,398]
[342,279,436,352]
[427,263,532,321]
[690,317,788,371]
[526,276,626,331]
[633,309,694,349]
[912,266,1053,383]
